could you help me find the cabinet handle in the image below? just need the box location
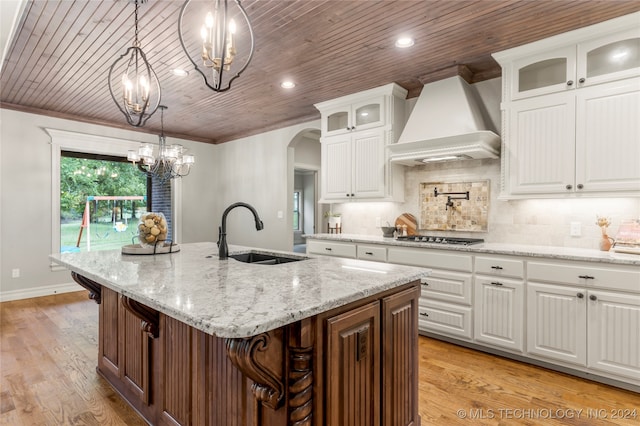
[419,312,429,317]
[346,127,350,131]
[589,294,597,301]
[566,184,573,190]
[578,275,594,280]
[325,247,332,251]
[577,292,584,299]
[577,184,584,190]
[490,265,503,270]
[567,80,574,86]
[490,281,503,286]
[421,281,429,286]
[578,78,586,84]
[364,251,373,255]
[356,330,367,361]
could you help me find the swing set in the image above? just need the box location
[76,195,146,251]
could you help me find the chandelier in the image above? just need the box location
[178,0,255,92]
[108,0,160,127]
[127,106,195,183]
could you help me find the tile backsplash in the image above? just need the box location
[328,158,640,250]
[419,180,489,232]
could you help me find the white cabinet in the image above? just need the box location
[388,247,474,340]
[527,282,588,366]
[321,129,386,200]
[493,13,640,199]
[306,240,356,258]
[527,260,640,384]
[474,256,524,351]
[356,244,387,262]
[587,290,640,380]
[321,96,386,137]
[315,83,407,203]
[503,27,640,100]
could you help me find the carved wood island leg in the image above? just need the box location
[71,273,419,426]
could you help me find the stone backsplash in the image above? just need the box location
[419,180,489,232]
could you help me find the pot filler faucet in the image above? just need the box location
[218,202,264,259]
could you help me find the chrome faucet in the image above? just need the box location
[217,202,264,259]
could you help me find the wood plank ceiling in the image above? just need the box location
[2,0,639,144]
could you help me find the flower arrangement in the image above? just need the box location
[595,214,614,251]
[595,215,611,236]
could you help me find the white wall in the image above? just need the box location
[330,78,640,249]
[210,121,320,252]
[0,108,216,301]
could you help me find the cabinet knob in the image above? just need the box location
[578,78,586,84]
[589,294,597,301]
[578,275,594,280]
[565,184,573,190]
[567,80,574,86]
[419,312,429,317]
[346,194,350,197]
[490,265,503,270]
[351,193,355,197]
[577,292,584,299]
[577,184,584,190]
[490,281,504,286]
[346,127,350,131]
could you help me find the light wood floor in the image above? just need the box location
[1,291,638,425]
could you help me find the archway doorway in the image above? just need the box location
[288,128,321,252]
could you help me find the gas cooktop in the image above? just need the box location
[395,236,484,246]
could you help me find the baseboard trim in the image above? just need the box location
[0,282,82,302]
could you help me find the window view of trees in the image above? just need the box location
[60,152,148,252]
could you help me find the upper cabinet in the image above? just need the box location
[323,97,386,136]
[315,83,407,203]
[493,12,640,199]
[509,28,640,100]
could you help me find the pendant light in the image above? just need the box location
[127,106,195,183]
[108,0,161,127]
[178,0,254,92]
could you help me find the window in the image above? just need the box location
[293,190,301,231]
[60,151,149,252]
[47,129,182,267]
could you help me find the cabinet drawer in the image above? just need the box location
[475,256,524,278]
[357,245,387,262]
[307,240,356,258]
[528,261,640,292]
[420,270,472,305]
[418,299,472,340]
[387,247,472,272]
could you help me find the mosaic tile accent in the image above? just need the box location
[419,180,489,232]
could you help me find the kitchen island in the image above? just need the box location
[50,242,429,426]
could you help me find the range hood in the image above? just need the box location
[388,76,500,166]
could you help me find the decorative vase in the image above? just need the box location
[599,233,614,251]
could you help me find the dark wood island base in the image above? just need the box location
[72,272,421,426]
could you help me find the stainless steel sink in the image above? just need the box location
[229,252,308,265]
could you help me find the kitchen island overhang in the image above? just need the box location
[50,242,430,426]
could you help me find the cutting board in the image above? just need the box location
[395,213,418,236]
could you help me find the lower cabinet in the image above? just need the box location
[307,239,356,258]
[474,277,524,352]
[527,283,640,383]
[325,285,420,426]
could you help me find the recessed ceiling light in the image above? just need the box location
[395,37,415,48]
[171,68,189,77]
[280,80,296,89]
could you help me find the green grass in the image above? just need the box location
[61,220,140,252]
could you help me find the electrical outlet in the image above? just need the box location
[375,217,381,228]
[12,268,20,278]
[570,222,582,237]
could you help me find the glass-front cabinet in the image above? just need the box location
[322,97,385,136]
[510,28,639,100]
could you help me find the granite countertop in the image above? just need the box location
[305,234,640,266]
[50,242,429,339]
